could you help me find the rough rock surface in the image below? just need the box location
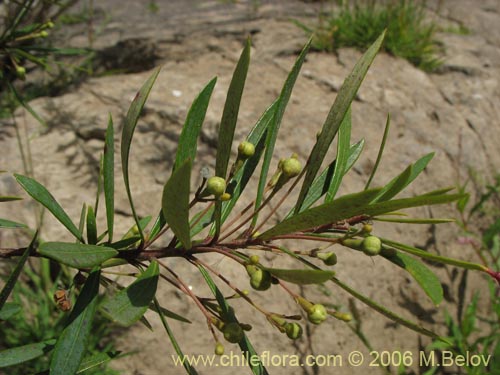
[1,1,499,374]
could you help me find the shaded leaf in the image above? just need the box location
[266,268,335,285]
[50,269,100,375]
[175,77,217,169]
[0,196,22,202]
[0,233,37,310]
[296,32,385,212]
[14,174,83,241]
[0,339,56,368]
[365,114,390,189]
[121,67,161,242]
[150,303,191,324]
[76,352,121,374]
[373,216,454,224]
[38,242,117,268]
[162,159,192,249]
[101,261,159,326]
[0,302,21,320]
[103,115,115,242]
[0,218,27,228]
[86,206,97,245]
[383,251,443,305]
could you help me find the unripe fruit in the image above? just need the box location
[223,322,244,343]
[249,255,260,265]
[237,141,255,159]
[215,342,225,355]
[317,252,337,266]
[15,66,26,80]
[249,268,272,291]
[361,236,382,256]
[285,322,303,340]
[307,304,328,325]
[240,323,252,331]
[281,157,302,178]
[362,224,373,234]
[46,21,55,29]
[332,312,352,322]
[220,192,231,201]
[206,176,226,197]
[39,30,49,38]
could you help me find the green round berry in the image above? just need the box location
[281,157,302,178]
[223,322,244,343]
[39,30,49,38]
[215,342,225,356]
[307,304,328,325]
[362,224,373,234]
[237,141,255,159]
[220,192,231,201]
[15,66,26,80]
[206,176,226,197]
[46,21,55,29]
[249,255,260,265]
[318,252,337,266]
[250,269,272,291]
[285,322,303,340]
[361,236,382,256]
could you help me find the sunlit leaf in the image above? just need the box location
[365,114,390,189]
[0,218,27,228]
[101,261,159,326]
[38,242,117,268]
[162,159,192,249]
[266,268,335,284]
[50,269,100,375]
[121,67,161,242]
[76,352,121,374]
[14,174,83,242]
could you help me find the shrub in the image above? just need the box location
[1,33,498,374]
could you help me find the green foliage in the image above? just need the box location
[295,0,443,71]
[2,33,497,375]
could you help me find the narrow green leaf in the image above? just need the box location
[101,261,159,326]
[162,159,192,249]
[0,218,27,228]
[197,264,269,375]
[153,298,199,375]
[373,216,454,224]
[150,303,191,324]
[76,352,120,374]
[148,211,166,242]
[365,114,390,189]
[380,238,487,272]
[86,206,97,245]
[107,237,141,250]
[260,191,462,240]
[266,268,335,285]
[0,339,56,368]
[259,188,382,240]
[103,115,115,242]
[383,251,443,305]
[175,77,217,169]
[293,139,365,214]
[78,203,87,241]
[325,107,351,202]
[0,302,21,320]
[331,276,443,340]
[94,155,103,217]
[38,242,117,268]
[7,81,47,128]
[14,174,83,242]
[0,196,22,202]
[121,67,161,243]
[0,233,37,310]
[296,31,386,212]
[50,269,100,375]
[253,39,312,226]
[215,39,250,180]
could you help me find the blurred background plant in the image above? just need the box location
[293,0,444,71]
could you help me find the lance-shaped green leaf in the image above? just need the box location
[101,261,159,326]
[197,264,269,375]
[325,107,351,202]
[38,242,117,269]
[76,352,120,374]
[0,339,56,368]
[260,191,463,240]
[162,159,192,249]
[0,302,21,321]
[0,218,27,228]
[292,139,365,215]
[365,114,390,189]
[153,298,199,375]
[175,77,217,169]
[252,39,311,226]
[331,276,443,341]
[373,216,454,224]
[14,174,83,242]
[121,67,161,243]
[296,31,385,212]
[50,269,100,375]
[103,115,115,242]
[266,268,335,285]
[0,233,37,311]
[86,206,97,245]
[372,153,434,203]
[0,196,22,202]
[383,251,443,305]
